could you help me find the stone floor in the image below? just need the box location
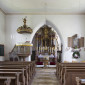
[31,68,60,85]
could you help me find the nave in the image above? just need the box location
[0,61,85,85]
[31,68,60,85]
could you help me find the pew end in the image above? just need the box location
[76,77,85,85]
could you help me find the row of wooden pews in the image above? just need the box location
[56,62,85,85]
[0,61,36,85]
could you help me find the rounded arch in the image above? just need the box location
[30,20,63,44]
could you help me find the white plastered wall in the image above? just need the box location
[5,15,85,62]
[0,10,6,61]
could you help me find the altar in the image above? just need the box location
[36,53,56,66]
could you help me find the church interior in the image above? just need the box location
[0,0,85,85]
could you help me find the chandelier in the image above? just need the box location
[17,17,33,34]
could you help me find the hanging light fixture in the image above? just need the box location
[17,17,33,34]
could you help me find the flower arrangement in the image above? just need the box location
[72,51,80,58]
[72,47,81,59]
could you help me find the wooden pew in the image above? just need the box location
[76,77,85,85]
[57,63,85,79]
[0,65,28,85]
[0,62,35,82]
[0,61,36,85]
[56,63,85,85]
[76,77,81,85]
[0,72,22,85]
[56,62,59,76]
[1,61,36,77]
[0,76,16,85]
[61,67,85,85]
[0,61,36,77]
[0,68,25,85]
[63,69,85,85]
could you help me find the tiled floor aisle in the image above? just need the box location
[31,68,60,85]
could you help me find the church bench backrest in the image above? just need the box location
[0,61,36,74]
[0,61,36,85]
[0,65,29,85]
[0,64,35,85]
[0,76,16,85]
[57,63,85,78]
[0,61,35,65]
[63,69,85,85]
[0,65,34,76]
[0,68,26,85]
[56,63,85,85]
[0,61,35,74]
[60,67,85,84]
[0,72,22,85]
[60,63,85,66]
[76,77,85,85]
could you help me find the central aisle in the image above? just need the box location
[31,68,60,85]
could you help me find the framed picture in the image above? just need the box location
[72,34,79,48]
[68,34,84,48]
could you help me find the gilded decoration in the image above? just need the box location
[35,25,56,55]
[17,18,33,34]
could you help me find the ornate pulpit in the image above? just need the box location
[16,42,33,61]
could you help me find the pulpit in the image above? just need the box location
[17,53,29,61]
[16,42,33,61]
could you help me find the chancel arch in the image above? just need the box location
[31,24,62,66]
